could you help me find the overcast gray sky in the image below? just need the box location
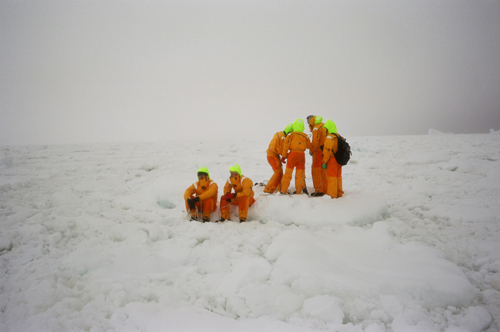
[1,0,500,145]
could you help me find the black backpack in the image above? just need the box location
[333,133,351,166]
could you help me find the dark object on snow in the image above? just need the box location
[333,134,352,166]
[291,187,309,195]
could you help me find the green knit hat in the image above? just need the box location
[293,118,305,133]
[197,166,210,178]
[324,120,337,134]
[229,164,241,176]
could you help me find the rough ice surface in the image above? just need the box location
[1,133,499,332]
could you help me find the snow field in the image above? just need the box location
[1,133,499,331]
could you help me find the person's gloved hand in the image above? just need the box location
[322,164,327,169]
[187,197,199,210]
[223,193,236,202]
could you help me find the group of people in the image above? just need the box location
[265,115,344,198]
[183,115,344,223]
[183,164,255,223]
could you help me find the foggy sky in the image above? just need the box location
[1,0,500,145]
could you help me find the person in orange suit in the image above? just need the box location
[307,115,328,196]
[219,164,255,222]
[280,118,311,195]
[264,123,293,194]
[184,166,219,222]
[322,120,344,198]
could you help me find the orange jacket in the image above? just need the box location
[267,131,287,156]
[323,133,339,165]
[224,174,254,199]
[184,179,218,201]
[282,132,310,159]
[310,123,328,155]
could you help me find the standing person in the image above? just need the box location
[184,166,219,222]
[280,118,311,195]
[219,164,255,222]
[322,120,344,198]
[307,115,328,196]
[263,123,293,194]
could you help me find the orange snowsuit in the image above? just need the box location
[264,131,287,193]
[184,179,218,220]
[281,132,311,194]
[220,174,255,221]
[322,133,344,198]
[309,117,328,194]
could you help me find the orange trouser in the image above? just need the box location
[281,151,306,194]
[311,150,326,193]
[220,195,256,221]
[185,197,216,219]
[325,158,344,198]
[264,153,283,193]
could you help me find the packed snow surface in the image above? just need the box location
[1,133,499,332]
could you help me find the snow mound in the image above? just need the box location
[251,190,387,228]
[265,222,478,310]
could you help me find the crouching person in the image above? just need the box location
[184,166,218,222]
[219,164,255,222]
[264,123,293,194]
